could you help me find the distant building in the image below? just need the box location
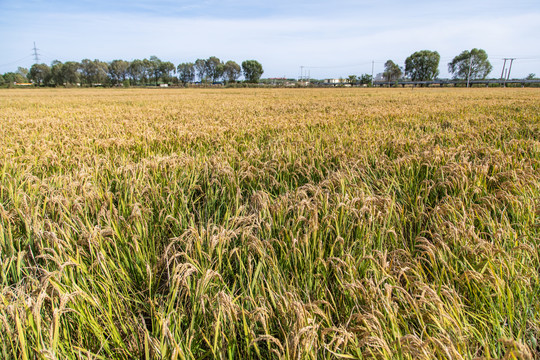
[323,79,344,84]
[323,78,354,86]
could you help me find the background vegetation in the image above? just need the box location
[1,56,263,87]
[2,48,535,87]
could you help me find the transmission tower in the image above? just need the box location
[32,42,40,64]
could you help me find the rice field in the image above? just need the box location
[1,88,539,359]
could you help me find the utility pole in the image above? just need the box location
[300,66,304,84]
[32,42,40,64]
[500,59,507,79]
[506,58,515,81]
[467,56,472,88]
[371,60,374,87]
[501,58,515,87]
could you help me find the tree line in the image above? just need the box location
[2,48,537,87]
[0,56,264,87]
[381,48,493,82]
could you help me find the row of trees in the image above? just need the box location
[3,48,537,87]
[0,69,29,85]
[178,58,263,85]
[346,74,373,85]
[382,48,493,82]
[5,56,264,86]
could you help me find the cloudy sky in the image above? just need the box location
[1,0,539,79]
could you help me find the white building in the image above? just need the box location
[323,78,345,84]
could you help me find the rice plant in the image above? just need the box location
[0,88,539,359]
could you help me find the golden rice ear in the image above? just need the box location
[499,338,533,360]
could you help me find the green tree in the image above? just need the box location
[359,73,373,85]
[61,61,81,85]
[128,59,145,85]
[383,60,402,81]
[223,61,241,83]
[50,60,64,86]
[405,50,440,81]
[205,56,224,83]
[141,58,154,84]
[195,59,207,82]
[0,74,4,85]
[147,56,163,85]
[108,60,130,85]
[347,75,357,84]
[526,73,536,80]
[241,60,263,83]
[17,67,29,80]
[81,59,94,85]
[93,60,109,85]
[81,59,108,86]
[177,63,195,84]
[448,48,492,80]
[28,63,51,86]
[160,61,176,84]
[2,72,27,84]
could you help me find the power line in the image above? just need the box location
[38,50,62,61]
[513,58,540,63]
[0,55,34,68]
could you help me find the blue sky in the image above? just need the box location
[1,0,539,78]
